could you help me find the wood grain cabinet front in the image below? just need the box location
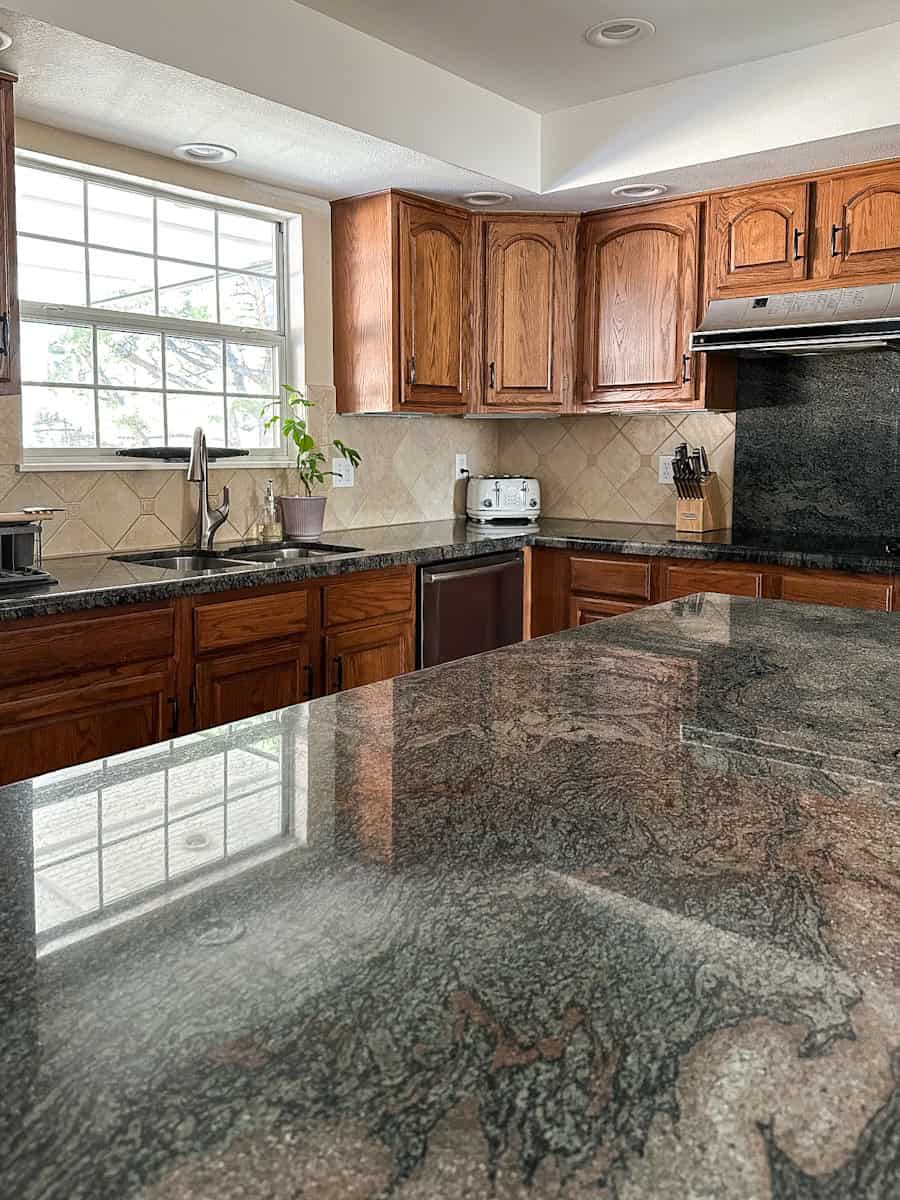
[708,182,811,297]
[779,571,893,612]
[332,191,474,414]
[323,567,415,630]
[479,215,577,413]
[577,199,734,413]
[326,619,415,694]
[0,668,173,786]
[195,642,313,729]
[662,563,765,601]
[817,163,900,283]
[570,596,645,625]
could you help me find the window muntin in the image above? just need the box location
[16,161,287,460]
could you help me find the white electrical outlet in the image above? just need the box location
[332,457,355,487]
[658,454,675,485]
[455,453,469,479]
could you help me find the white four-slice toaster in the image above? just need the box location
[466,475,541,526]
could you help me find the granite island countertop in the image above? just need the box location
[0,516,896,621]
[2,595,900,1197]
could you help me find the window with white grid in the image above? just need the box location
[16,159,290,467]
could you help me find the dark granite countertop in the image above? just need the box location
[0,517,895,622]
[2,595,900,1197]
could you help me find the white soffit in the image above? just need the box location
[297,0,900,114]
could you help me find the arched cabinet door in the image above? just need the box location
[398,200,473,409]
[709,182,810,296]
[482,217,576,412]
[578,199,701,410]
[821,164,900,282]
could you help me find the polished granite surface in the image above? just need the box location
[0,517,895,621]
[2,596,900,1197]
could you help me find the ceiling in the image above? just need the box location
[296,0,900,112]
[0,11,538,207]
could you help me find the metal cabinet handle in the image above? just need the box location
[333,655,344,691]
[407,356,416,386]
[0,312,9,358]
[681,353,691,384]
[168,696,179,733]
[303,663,313,698]
[488,361,496,389]
[831,223,846,257]
[793,228,805,261]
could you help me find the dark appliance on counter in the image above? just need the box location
[419,552,523,668]
[0,523,57,592]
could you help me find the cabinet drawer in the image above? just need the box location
[570,596,645,626]
[569,555,652,601]
[780,572,892,612]
[0,605,175,688]
[194,588,309,654]
[0,670,171,786]
[323,568,414,630]
[665,564,763,600]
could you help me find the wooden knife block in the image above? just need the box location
[675,472,727,533]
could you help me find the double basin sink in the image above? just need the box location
[111,541,363,574]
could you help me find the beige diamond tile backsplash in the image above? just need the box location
[0,382,732,557]
[497,412,736,526]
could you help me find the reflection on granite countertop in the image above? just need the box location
[2,596,900,1198]
[0,517,895,621]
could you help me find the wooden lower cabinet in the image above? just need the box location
[195,641,313,729]
[570,596,644,625]
[0,667,173,786]
[661,562,765,601]
[325,619,415,694]
[779,570,893,612]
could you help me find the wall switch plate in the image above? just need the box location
[332,458,355,487]
[658,454,675,485]
[455,453,469,479]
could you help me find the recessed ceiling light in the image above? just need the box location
[462,191,513,207]
[0,30,13,51]
[174,143,238,165]
[584,17,655,47]
[611,182,669,199]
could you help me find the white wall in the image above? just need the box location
[542,22,900,193]
[8,0,541,192]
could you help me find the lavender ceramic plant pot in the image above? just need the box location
[278,495,327,540]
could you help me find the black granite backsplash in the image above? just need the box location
[732,353,900,540]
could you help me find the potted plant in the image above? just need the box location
[262,385,361,539]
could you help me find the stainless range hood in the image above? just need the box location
[690,283,900,356]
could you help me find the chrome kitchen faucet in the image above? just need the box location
[187,426,230,550]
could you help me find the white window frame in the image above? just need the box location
[16,155,294,470]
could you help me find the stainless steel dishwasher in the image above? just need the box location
[419,551,524,668]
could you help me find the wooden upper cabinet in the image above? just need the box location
[332,192,473,414]
[398,200,472,409]
[708,182,811,297]
[479,215,576,413]
[818,163,900,283]
[578,199,714,411]
[0,77,18,395]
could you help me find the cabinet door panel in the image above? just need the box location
[709,182,810,295]
[664,564,763,600]
[823,166,900,281]
[483,218,575,411]
[399,201,471,409]
[570,596,645,626]
[580,201,700,409]
[195,642,311,729]
[780,572,892,612]
[0,671,171,786]
[326,620,414,694]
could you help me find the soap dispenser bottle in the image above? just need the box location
[261,479,281,542]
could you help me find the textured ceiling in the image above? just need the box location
[296,0,900,112]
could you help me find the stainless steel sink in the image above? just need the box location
[111,551,259,573]
[227,542,363,562]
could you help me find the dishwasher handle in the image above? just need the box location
[421,559,518,585]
